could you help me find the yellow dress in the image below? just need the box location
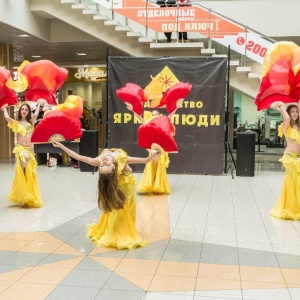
[137,111,171,194]
[137,152,171,194]
[7,120,43,208]
[87,149,148,249]
[270,125,300,220]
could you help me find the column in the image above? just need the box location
[0,43,14,159]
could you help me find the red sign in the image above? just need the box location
[114,1,243,37]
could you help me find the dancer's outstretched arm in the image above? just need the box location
[134,112,145,124]
[168,108,178,120]
[271,101,290,132]
[53,141,99,166]
[126,106,145,124]
[1,104,13,124]
[127,150,161,164]
[53,142,160,166]
[31,99,46,124]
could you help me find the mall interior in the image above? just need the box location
[0,1,300,299]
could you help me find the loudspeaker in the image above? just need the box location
[79,130,98,172]
[233,113,238,129]
[236,132,255,177]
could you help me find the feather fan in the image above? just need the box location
[31,110,82,143]
[0,67,18,107]
[116,83,146,115]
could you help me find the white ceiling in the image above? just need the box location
[0,21,130,67]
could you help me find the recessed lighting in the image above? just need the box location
[77,53,87,56]
[18,34,29,37]
[31,55,41,58]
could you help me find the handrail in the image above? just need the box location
[84,0,276,43]
[191,1,276,43]
[146,0,276,43]
[84,0,275,63]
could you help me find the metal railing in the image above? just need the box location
[70,0,276,64]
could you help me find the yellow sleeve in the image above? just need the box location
[279,124,300,144]
[7,120,26,136]
[278,124,283,138]
[116,151,128,175]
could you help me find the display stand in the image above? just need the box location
[256,117,264,153]
[225,141,236,179]
[224,46,236,179]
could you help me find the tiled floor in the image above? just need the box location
[1,153,300,300]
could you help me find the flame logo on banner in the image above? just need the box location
[144,66,179,108]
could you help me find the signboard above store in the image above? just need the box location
[65,67,107,82]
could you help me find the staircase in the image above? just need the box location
[32,0,275,97]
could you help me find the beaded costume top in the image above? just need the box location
[7,119,33,137]
[278,124,300,145]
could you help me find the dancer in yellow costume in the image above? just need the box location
[269,101,300,220]
[1,100,45,208]
[52,141,161,249]
[134,110,176,194]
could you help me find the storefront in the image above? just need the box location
[233,90,284,152]
[58,66,107,147]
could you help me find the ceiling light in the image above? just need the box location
[31,55,41,58]
[18,34,29,37]
[77,53,87,56]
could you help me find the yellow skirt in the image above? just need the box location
[137,152,171,194]
[270,152,300,220]
[87,174,147,249]
[8,145,43,208]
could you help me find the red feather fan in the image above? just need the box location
[31,110,82,143]
[255,41,300,110]
[116,83,146,115]
[255,59,292,110]
[160,82,192,114]
[25,89,57,106]
[55,95,83,118]
[137,116,178,152]
[255,73,295,110]
[21,60,68,105]
[0,67,18,107]
[288,69,300,100]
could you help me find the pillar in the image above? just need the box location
[0,43,14,159]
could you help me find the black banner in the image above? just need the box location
[107,57,226,174]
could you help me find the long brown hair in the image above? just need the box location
[286,105,300,127]
[18,103,32,123]
[97,166,126,212]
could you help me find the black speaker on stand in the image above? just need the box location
[79,130,98,172]
[236,132,256,177]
